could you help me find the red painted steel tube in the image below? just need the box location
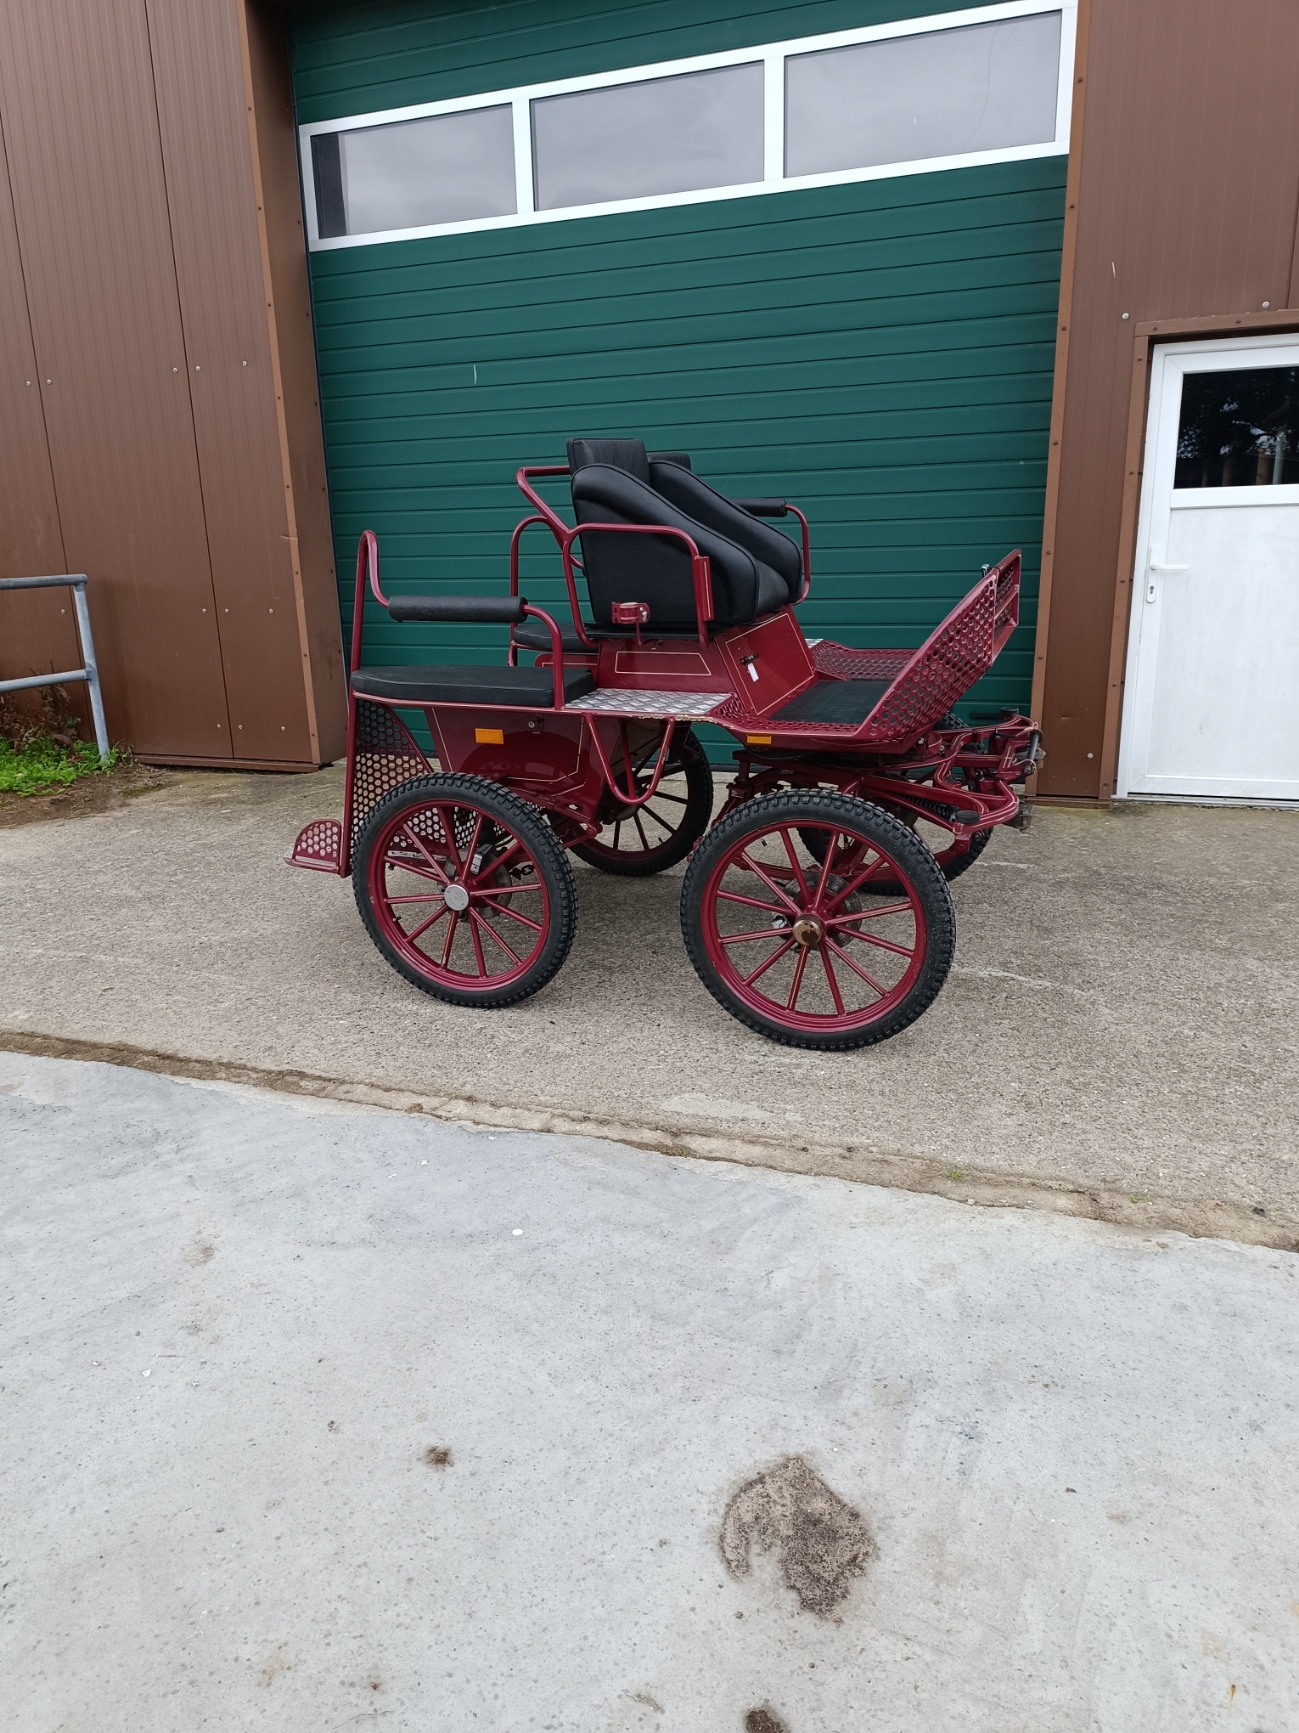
[519,604,568,708]
[787,505,812,602]
[582,715,679,809]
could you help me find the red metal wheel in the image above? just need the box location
[681,790,955,1049]
[353,773,576,1008]
[573,727,714,877]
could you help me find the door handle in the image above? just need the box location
[1145,559,1189,602]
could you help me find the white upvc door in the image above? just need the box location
[1117,332,1299,805]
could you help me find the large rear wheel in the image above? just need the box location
[681,790,955,1049]
[573,726,714,876]
[353,773,576,1008]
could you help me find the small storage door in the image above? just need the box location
[1118,334,1299,805]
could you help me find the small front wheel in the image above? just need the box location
[353,773,576,1008]
[682,790,955,1049]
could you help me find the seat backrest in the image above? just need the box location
[648,456,801,604]
[566,437,791,632]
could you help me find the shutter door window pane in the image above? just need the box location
[785,13,1062,179]
[327,106,516,238]
[531,64,763,212]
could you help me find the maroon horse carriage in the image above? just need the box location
[288,439,1042,1049]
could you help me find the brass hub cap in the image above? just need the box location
[791,914,824,948]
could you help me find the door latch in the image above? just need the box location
[1145,554,1189,603]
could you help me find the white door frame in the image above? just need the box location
[1115,329,1299,805]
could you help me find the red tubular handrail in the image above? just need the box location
[582,715,680,808]
[786,504,812,603]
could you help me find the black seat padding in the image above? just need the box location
[512,619,595,654]
[648,458,801,603]
[567,438,795,634]
[352,663,595,707]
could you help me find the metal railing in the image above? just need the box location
[0,574,110,764]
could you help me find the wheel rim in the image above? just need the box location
[367,798,550,991]
[701,818,927,1033]
[580,741,699,866]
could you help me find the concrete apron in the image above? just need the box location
[4,1052,1298,1732]
[0,769,1297,1247]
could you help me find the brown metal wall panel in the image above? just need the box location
[1038,0,1299,797]
[242,0,346,762]
[0,0,232,758]
[0,111,82,691]
[144,0,317,763]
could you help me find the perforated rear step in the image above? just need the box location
[771,677,891,726]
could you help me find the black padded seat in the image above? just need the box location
[512,619,595,654]
[771,677,891,726]
[352,664,595,707]
[567,437,795,634]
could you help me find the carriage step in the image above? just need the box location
[286,817,345,873]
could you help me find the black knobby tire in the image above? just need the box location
[353,772,577,1009]
[573,727,715,877]
[681,788,956,1051]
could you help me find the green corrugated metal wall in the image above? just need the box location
[291,0,1065,739]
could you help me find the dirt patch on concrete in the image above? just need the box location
[0,761,172,827]
[720,1455,875,1617]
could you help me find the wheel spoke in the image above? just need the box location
[737,850,800,913]
[779,827,812,902]
[820,946,845,1015]
[402,903,448,945]
[836,926,916,960]
[461,812,486,881]
[825,939,888,998]
[785,947,811,1011]
[716,888,789,916]
[439,911,460,968]
[467,912,489,977]
[432,806,465,873]
[612,820,623,851]
[471,909,523,966]
[826,900,912,925]
[397,824,450,883]
[474,893,543,932]
[720,926,789,946]
[633,811,651,851]
[744,937,794,986]
[384,889,446,905]
[830,852,897,905]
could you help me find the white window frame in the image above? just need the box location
[300,0,1076,251]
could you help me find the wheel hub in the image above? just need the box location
[442,882,471,912]
[791,914,824,948]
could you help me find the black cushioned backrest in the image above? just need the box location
[568,463,773,631]
[649,458,801,604]
[566,437,651,484]
[647,450,692,470]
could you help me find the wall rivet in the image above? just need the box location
[1262,301,1271,309]
[1121,313,1129,321]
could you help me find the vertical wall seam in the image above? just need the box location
[1028,0,1090,792]
[237,0,322,763]
[140,0,234,741]
[0,91,70,575]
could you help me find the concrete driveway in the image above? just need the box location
[4,1051,1298,1732]
[0,769,1296,1242]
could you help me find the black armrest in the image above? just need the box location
[733,498,788,518]
[386,593,526,625]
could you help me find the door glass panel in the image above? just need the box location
[531,64,763,212]
[1175,366,1299,488]
[313,106,516,239]
[785,12,1061,179]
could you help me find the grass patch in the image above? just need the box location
[0,733,119,795]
